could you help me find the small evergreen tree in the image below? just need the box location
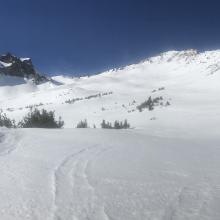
[165,101,171,106]
[114,120,120,129]
[123,119,130,129]
[101,120,107,128]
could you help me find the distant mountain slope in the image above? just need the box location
[1,49,220,137]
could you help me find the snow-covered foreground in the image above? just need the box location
[0,128,220,220]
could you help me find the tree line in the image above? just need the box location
[0,108,131,129]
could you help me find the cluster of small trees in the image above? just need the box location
[137,96,163,112]
[100,120,112,129]
[101,119,130,129]
[75,119,131,129]
[101,120,130,129]
[76,119,88,128]
[18,109,64,128]
[0,109,64,128]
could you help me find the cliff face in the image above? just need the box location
[0,53,37,78]
[0,53,49,85]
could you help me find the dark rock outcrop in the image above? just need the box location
[0,53,48,84]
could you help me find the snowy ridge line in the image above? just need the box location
[51,144,110,220]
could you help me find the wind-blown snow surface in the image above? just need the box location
[0,128,220,220]
[1,49,220,219]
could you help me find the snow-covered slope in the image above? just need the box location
[1,49,220,220]
[1,128,220,220]
[0,53,48,84]
[1,49,220,136]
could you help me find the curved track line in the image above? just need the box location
[0,129,21,157]
[51,145,109,220]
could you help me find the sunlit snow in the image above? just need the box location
[1,50,220,219]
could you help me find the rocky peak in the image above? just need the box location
[0,52,17,63]
[0,53,48,84]
[0,52,36,77]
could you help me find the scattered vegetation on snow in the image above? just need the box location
[75,119,131,129]
[18,108,64,128]
[65,92,113,104]
[0,110,16,128]
[137,96,170,112]
[101,119,130,129]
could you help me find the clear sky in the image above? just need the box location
[0,0,220,76]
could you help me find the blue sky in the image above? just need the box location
[0,0,220,76]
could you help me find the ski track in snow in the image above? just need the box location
[52,145,110,220]
[0,129,20,157]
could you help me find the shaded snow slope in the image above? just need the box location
[0,128,220,220]
[1,49,220,136]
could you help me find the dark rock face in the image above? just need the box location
[0,53,48,84]
[0,53,36,77]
